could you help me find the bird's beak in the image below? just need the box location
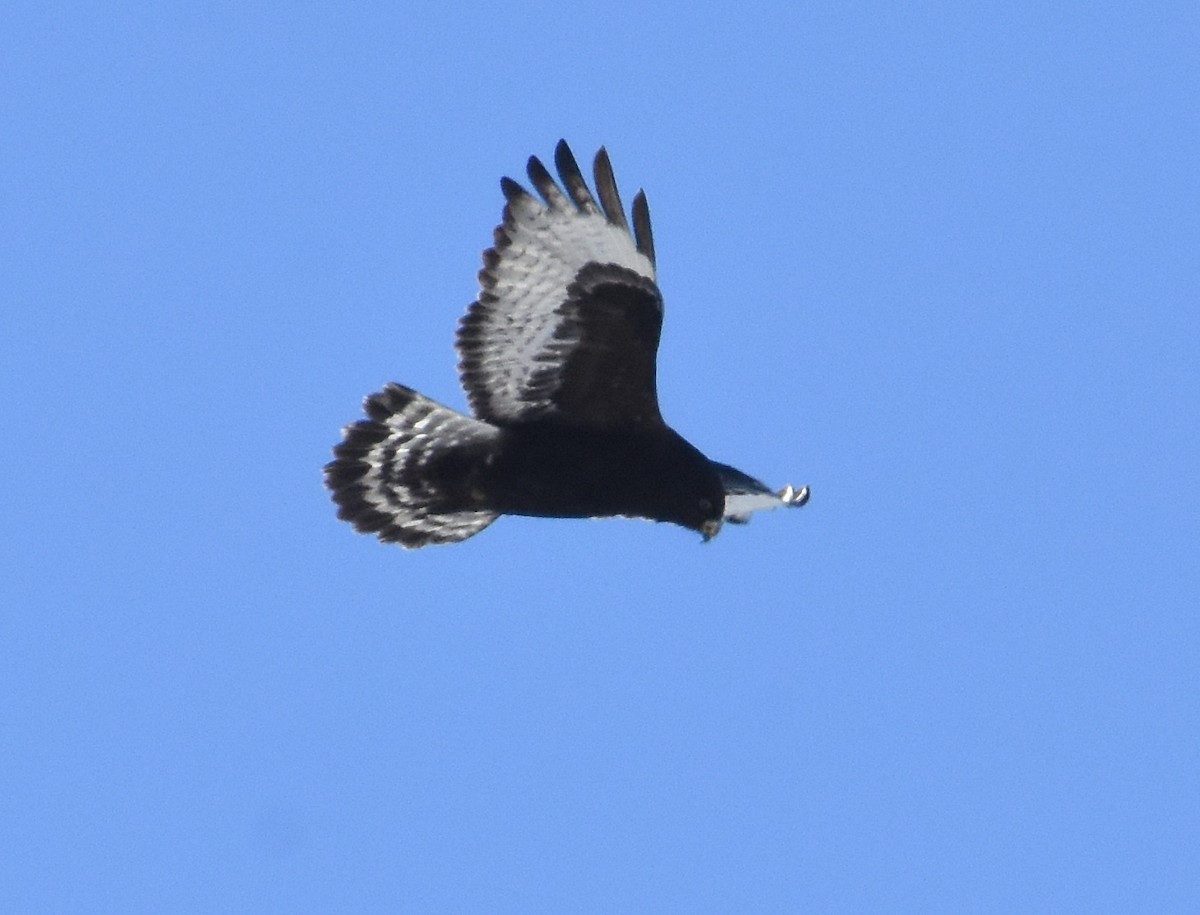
[701,519,723,542]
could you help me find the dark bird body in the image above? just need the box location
[326,141,808,548]
[482,421,724,529]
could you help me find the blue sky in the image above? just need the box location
[3,2,1198,911]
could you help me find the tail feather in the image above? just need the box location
[325,384,500,548]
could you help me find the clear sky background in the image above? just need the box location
[4,2,1198,912]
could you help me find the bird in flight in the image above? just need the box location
[325,141,809,548]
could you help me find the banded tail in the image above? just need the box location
[324,384,500,548]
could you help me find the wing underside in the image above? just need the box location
[714,462,811,524]
[456,141,664,428]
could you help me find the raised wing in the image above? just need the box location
[456,141,663,428]
[714,462,811,524]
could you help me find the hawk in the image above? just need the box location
[325,141,809,548]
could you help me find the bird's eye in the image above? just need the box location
[698,498,713,514]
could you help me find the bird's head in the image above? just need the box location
[675,480,726,543]
[650,438,728,541]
